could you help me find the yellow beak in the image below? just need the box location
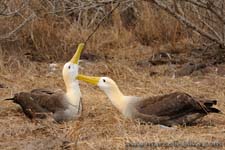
[76,74,100,85]
[70,43,85,64]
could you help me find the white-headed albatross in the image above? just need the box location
[5,43,85,122]
[76,75,221,126]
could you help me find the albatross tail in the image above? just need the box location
[3,93,48,119]
[3,94,19,102]
[4,97,15,101]
[200,99,222,114]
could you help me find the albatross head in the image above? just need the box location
[76,75,128,112]
[63,43,84,83]
[76,75,117,91]
[98,77,117,88]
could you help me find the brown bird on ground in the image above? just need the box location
[5,43,84,122]
[76,74,221,126]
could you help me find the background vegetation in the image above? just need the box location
[0,0,224,61]
[0,0,225,149]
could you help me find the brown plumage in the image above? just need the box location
[6,88,82,122]
[133,92,220,126]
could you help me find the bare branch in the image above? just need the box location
[143,0,224,46]
[0,2,7,15]
[0,13,36,40]
[192,5,222,42]
[0,0,30,17]
[173,0,184,16]
[186,0,225,24]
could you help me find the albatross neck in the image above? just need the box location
[65,81,81,106]
[103,85,127,113]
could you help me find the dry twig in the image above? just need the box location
[0,13,36,40]
[143,0,225,47]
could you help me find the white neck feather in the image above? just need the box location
[102,85,128,115]
[65,81,81,106]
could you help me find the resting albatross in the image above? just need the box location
[6,43,84,122]
[76,75,221,126]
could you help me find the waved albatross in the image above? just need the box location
[76,75,221,126]
[5,43,84,122]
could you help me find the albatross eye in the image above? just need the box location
[68,66,71,69]
[103,79,106,82]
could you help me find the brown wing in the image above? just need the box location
[31,88,55,94]
[133,110,205,126]
[9,89,68,119]
[30,91,68,112]
[133,92,220,126]
[9,92,48,119]
[31,88,65,95]
[135,92,205,117]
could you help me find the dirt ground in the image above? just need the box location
[0,46,225,150]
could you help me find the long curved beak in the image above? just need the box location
[70,43,85,64]
[76,74,100,85]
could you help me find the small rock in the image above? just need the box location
[0,83,6,88]
[80,53,99,61]
[175,62,206,77]
[159,125,177,130]
[49,63,58,72]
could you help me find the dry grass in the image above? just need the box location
[0,1,225,149]
[0,46,225,150]
[0,1,190,62]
